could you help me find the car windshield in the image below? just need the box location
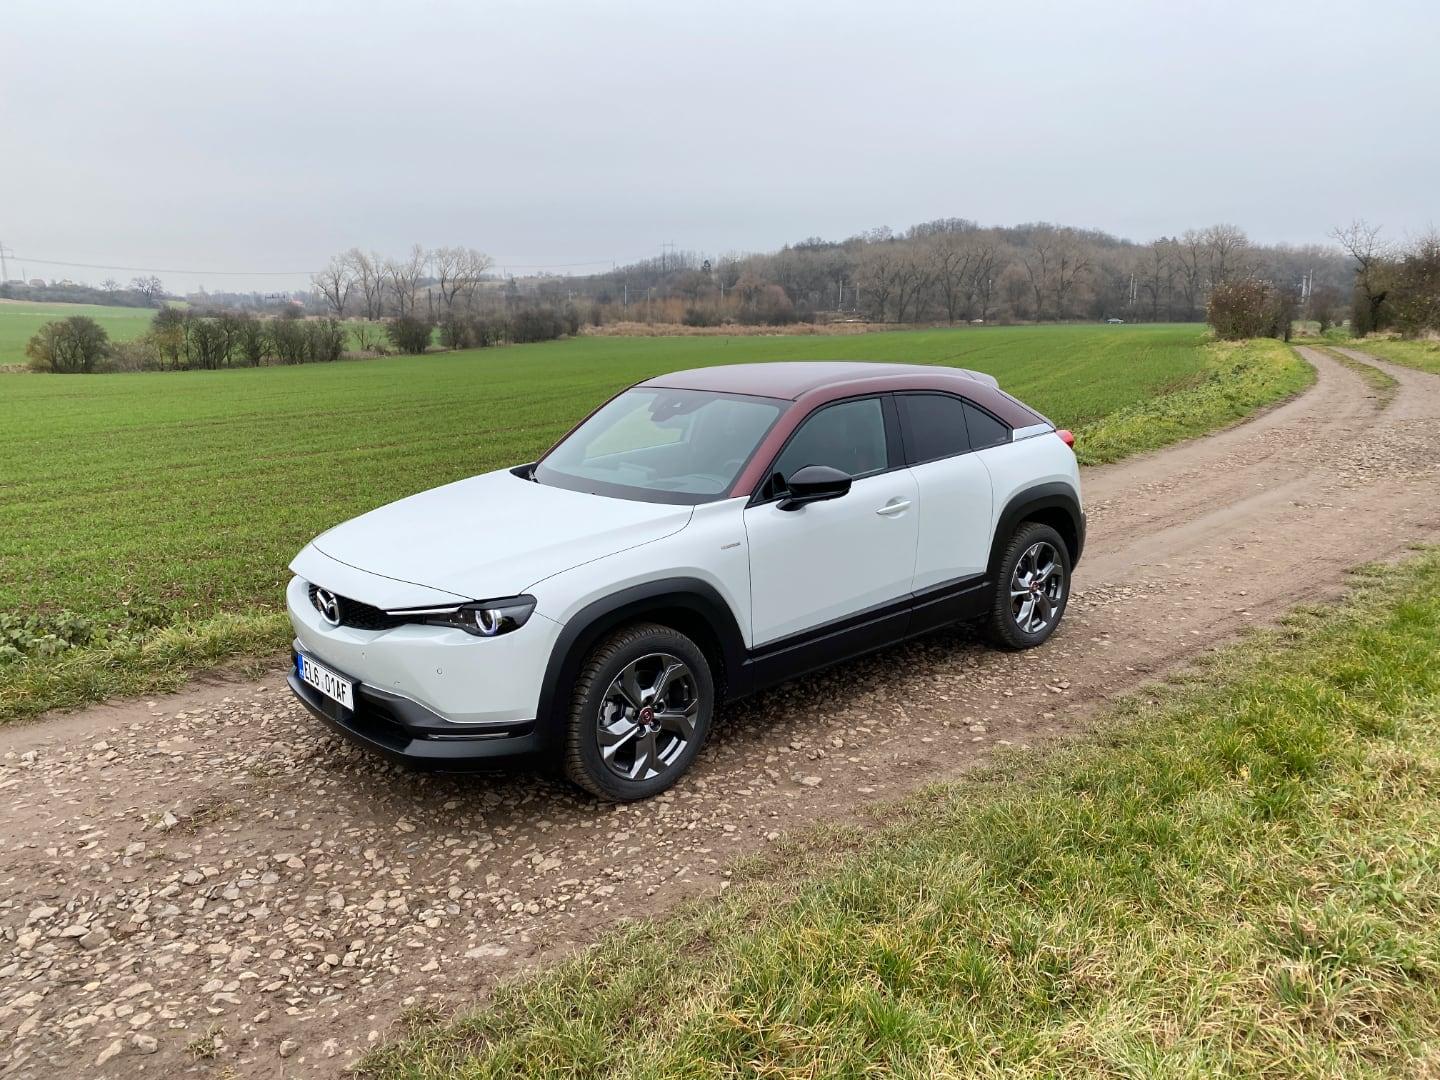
[533,387,784,504]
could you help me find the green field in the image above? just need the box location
[0,324,1311,719]
[365,551,1440,1079]
[0,299,153,364]
[0,298,388,367]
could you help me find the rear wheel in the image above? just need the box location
[985,522,1071,650]
[563,622,714,801]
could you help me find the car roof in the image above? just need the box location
[639,361,999,401]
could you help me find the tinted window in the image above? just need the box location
[899,393,970,464]
[768,397,888,493]
[964,402,1011,450]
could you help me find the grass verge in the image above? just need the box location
[1343,337,1440,376]
[1319,347,1401,404]
[1072,337,1314,464]
[363,549,1440,1079]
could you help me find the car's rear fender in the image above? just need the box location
[987,480,1086,574]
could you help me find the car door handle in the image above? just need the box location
[875,499,911,517]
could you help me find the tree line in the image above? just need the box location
[560,220,1352,327]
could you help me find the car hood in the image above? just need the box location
[298,469,693,604]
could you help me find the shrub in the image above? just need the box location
[305,318,346,363]
[25,316,111,373]
[108,339,162,372]
[234,313,267,366]
[267,317,309,364]
[509,306,576,344]
[184,315,231,369]
[471,315,509,347]
[682,305,725,327]
[1206,278,1292,340]
[387,315,434,354]
[438,313,473,350]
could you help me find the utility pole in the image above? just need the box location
[0,240,10,283]
[660,241,676,273]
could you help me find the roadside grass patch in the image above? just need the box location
[1073,337,1313,463]
[1345,336,1440,376]
[1319,347,1401,404]
[2,324,1312,721]
[362,551,1440,1080]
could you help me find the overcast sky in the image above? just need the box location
[3,0,1436,293]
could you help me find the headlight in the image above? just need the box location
[414,595,537,637]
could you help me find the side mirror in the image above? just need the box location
[778,464,852,511]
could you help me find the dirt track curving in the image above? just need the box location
[3,347,1438,1078]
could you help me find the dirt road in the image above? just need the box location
[3,347,1438,1078]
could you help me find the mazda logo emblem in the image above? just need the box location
[313,588,342,626]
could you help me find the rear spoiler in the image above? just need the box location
[957,367,999,388]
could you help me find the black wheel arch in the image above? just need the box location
[988,482,1085,577]
[534,578,748,746]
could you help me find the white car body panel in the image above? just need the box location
[743,469,920,645]
[908,452,994,591]
[290,543,469,611]
[978,434,1083,517]
[307,469,692,603]
[527,497,755,642]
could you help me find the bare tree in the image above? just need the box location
[1051,232,1092,319]
[430,246,493,310]
[1331,220,1390,335]
[384,244,427,317]
[130,275,165,307]
[1201,224,1252,287]
[927,233,978,324]
[856,247,900,321]
[891,246,929,323]
[1140,239,1178,320]
[968,239,1003,321]
[101,278,119,299]
[1022,233,1055,322]
[311,255,356,318]
[1176,230,1206,319]
[342,250,386,319]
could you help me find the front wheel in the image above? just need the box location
[563,622,715,801]
[985,522,1071,650]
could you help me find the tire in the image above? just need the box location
[984,522,1071,650]
[563,622,715,801]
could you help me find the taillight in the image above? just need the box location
[1056,429,1075,448]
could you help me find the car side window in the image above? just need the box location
[963,401,1011,450]
[764,397,888,497]
[898,393,971,464]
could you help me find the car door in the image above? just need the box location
[895,392,998,592]
[743,395,919,646]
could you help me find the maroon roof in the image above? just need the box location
[642,361,991,401]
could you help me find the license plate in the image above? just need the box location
[297,653,354,710]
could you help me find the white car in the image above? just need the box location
[287,362,1084,800]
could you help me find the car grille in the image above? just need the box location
[307,583,409,631]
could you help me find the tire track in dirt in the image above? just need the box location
[3,346,1438,1078]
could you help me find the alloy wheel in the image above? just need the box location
[1009,540,1064,635]
[596,652,699,781]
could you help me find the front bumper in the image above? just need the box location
[288,646,542,766]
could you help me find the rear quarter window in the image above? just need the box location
[963,402,1011,450]
[897,393,970,464]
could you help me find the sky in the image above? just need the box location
[2,0,1437,294]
